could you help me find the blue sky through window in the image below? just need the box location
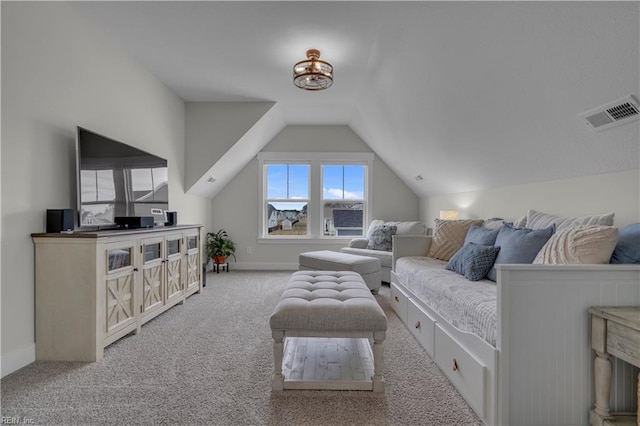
[323,165,364,199]
[266,163,365,211]
[267,164,308,210]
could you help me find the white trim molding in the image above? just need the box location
[231,262,298,271]
[257,152,374,241]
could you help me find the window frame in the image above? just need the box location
[257,152,374,243]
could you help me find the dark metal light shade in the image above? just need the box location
[293,49,333,91]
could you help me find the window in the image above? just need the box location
[265,164,309,236]
[258,152,373,240]
[322,165,365,236]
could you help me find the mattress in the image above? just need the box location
[394,256,497,346]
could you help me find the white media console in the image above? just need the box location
[32,225,203,362]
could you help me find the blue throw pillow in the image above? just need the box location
[486,223,555,281]
[464,225,500,246]
[610,223,640,264]
[446,242,501,281]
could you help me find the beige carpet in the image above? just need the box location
[1,271,482,425]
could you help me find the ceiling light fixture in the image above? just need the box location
[293,49,333,91]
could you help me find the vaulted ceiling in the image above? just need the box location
[72,1,639,198]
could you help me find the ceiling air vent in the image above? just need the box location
[578,95,640,131]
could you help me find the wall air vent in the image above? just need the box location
[578,95,640,131]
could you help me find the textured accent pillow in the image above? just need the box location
[610,223,640,264]
[427,219,484,261]
[486,223,555,281]
[465,225,500,246]
[367,225,397,251]
[526,209,614,231]
[533,225,618,264]
[366,220,385,239]
[446,242,501,281]
[512,215,528,228]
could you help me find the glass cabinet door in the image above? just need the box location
[141,237,165,316]
[165,235,183,303]
[184,231,201,294]
[105,242,136,336]
[167,238,181,256]
[107,247,132,272]
[187,235,198,250]
[144,242,162,263]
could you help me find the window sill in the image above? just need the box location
[257,236,355,245]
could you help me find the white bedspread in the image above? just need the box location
[394,256,497,346]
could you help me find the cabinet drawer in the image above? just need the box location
[434,324,486,418]
[607,321,640,367]
[407,301,435,357]
[389,282,409,324]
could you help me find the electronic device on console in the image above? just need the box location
[114,216,155,229]
[46,209,75,233]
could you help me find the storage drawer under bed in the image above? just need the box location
[407,300,436,357]
[389,282,409,324]
[434,324,486,418]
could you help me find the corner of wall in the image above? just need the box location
[1,344,35,378]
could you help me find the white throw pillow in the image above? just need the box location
[526,209,614,231]
[366,220,426,239]
[533,225,618,264]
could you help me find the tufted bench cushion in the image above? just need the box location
[270,271,388,332]
[270,271,388,392]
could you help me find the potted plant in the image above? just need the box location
[206,229,236,265]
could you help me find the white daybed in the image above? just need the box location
[390,234,640,426]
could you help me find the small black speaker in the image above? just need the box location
[165,211,177,226]
[46,209,74,233]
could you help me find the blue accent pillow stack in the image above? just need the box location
[446,222,557,282]
[486,223,555,281]
[464,224,500,246]
[446,225,502,281]
[446,242,501,281]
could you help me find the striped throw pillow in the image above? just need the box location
[526,209,614,231]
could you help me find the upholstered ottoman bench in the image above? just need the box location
[269,271,388,392]
[298,250,382,293]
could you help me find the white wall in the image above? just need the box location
[421,169,640,229]
[184,102,276,191]
[210,125,420,269]
[1,2,210,377]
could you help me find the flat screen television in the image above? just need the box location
[76,126,169,228]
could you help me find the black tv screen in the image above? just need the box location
[76,127,169,227]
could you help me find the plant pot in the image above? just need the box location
[213,255,227,265]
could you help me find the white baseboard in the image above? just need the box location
[1,344,35,378]
[220,262,297,271]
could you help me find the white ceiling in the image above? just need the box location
[72,1,639,198]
